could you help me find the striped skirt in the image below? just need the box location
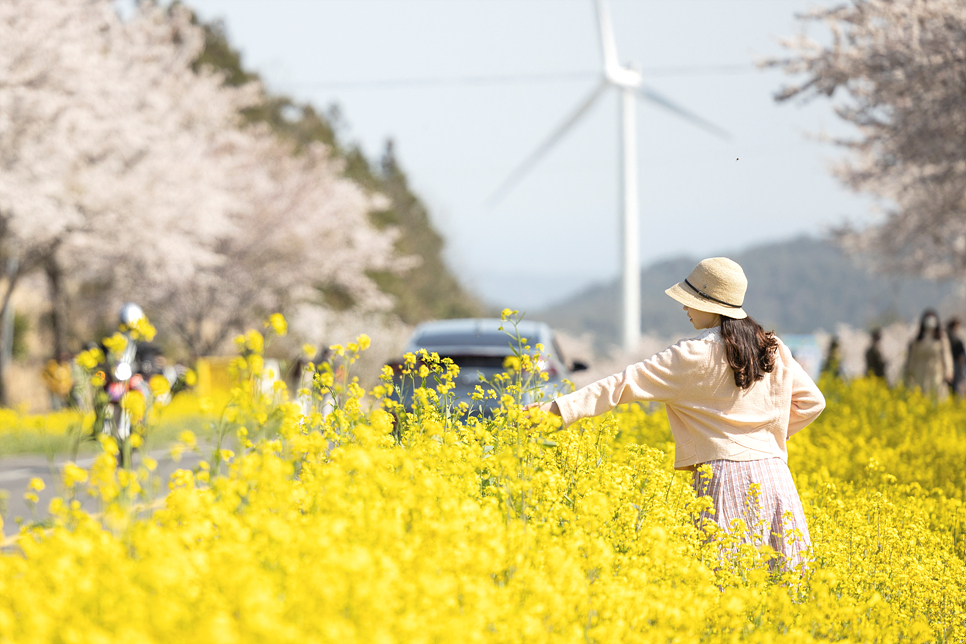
[692,458,811,571]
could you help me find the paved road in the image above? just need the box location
[0,446,209,528]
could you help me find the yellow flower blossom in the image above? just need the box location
[246,330,264,354]
[120,390,146,422]
[268,313,288,336]
[102,332,127,356]
[62,463,88,488]
[149,374,170,398]
[75,347,104,370]
[1,331,963,643]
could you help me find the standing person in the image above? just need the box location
[903,309,953,401]
[531,258,825,570]
[821,336,843,379]
[865,328,887,380]
[946,318,965,397]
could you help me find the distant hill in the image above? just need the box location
[538,236,957,345]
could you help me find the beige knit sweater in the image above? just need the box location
[555,327,826,469]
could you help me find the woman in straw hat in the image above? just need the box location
[532,257,825,570]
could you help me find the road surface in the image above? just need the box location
[0,446,210,531]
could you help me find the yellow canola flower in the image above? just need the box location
[75,347,104,370]
[27,477,45,492]
[246,330,264,354]
[149,374,171,398]
[268,313,288,336]
[102,332,127,356]
[99,435,119,455]
[178,430,197,449]
[4,335,966,643]
[130,317,157,342]
[62,463,88,488]
[502,356,521,372]
[120,390,146,423]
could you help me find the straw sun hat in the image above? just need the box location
[665,257,748,319]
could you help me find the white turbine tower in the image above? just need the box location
[489,0,728,352]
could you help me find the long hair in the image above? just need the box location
[720,315,779,389]
[916,309,942,342]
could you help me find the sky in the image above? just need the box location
[180,0,873,310]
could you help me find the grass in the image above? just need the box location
[0,392,228,459]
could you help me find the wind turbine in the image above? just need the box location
[488,0,728,352]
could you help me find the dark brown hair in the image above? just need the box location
[916,309,942,342]
[720,315,779,389]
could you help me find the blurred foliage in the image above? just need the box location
[192,17,482,324]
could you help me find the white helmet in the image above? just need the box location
[119,302,145,328]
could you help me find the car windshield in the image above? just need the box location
[411,331,517,350]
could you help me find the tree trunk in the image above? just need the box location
[45,257,69,360]
[0,265,21,407]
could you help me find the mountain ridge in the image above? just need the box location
[537,236,958,345]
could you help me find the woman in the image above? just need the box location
[903,309,953,400]
[533,257,825,569]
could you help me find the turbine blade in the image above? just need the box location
[593,0,620,75]
[487,81,609,207]
[636,85,731,140]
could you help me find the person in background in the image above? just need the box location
[821,336,843,379]
[864,328,887,380]
[903,309,953,400]
[946,317,965,397]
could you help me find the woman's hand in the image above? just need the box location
[524,401,561,416]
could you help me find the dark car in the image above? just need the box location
[387,318,587,416]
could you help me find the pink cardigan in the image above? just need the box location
[554,327,826,469]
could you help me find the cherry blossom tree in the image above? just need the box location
[771,0,966,280]
[133,135,413,357]
[0,0,410,400]
[1,1,252,357]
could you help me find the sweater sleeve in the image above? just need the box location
[784,343,826,437]
[554,342,688,427]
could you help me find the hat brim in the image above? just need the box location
[665,282,747,320]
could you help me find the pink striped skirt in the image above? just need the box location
[692,458,811,571]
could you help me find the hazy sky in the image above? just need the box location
[182,0,872,309]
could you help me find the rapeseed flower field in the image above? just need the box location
[0,315,964,643]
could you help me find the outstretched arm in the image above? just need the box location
[549,341,691,427]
